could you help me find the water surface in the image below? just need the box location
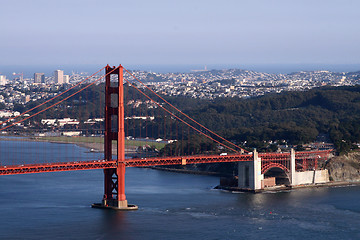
[0,141,359,239]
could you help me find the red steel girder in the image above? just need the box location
[125,153,254,167]
[0,150,332,176]
[0,160,116,175]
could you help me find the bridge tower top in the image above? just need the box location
[104,65,125,164]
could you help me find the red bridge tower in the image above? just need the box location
[93,65,138,210]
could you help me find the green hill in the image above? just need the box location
[15,84,360,154]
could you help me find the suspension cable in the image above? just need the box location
[0,67,116,132]
[122,76,239,153]
[123,67,248,153]
[1,67,106,126]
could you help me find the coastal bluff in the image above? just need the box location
[326,152,360,182]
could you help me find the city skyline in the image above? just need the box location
[1,0,360,67]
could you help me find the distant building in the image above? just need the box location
[62,131,81,136]
[22,95,30,103]
[0,75,7,85]
[34,73,45,83]
[0,110,20,118]
[54,70,64,84]
[63,75,70,84]
[41,118,79,126]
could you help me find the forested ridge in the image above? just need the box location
[16,84,360,154]
[183,85,360,153]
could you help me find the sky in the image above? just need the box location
[1,0,360,70]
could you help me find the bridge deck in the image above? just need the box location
[0,150,331,175]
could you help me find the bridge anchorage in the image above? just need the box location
[91,65,138,210]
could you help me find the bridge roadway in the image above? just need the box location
[0,150,331,175]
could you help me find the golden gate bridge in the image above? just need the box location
[0,65,332,210]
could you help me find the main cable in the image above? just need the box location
[123,67,248,153]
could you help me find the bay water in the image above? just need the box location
[0,140,359,239]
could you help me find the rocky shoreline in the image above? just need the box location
[325,152,360,182]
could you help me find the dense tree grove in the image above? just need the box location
[182,86,360,154]
[15,84,360,154]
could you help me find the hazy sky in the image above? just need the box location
[1,0,359,67]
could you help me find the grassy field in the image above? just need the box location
[36,136,167,149]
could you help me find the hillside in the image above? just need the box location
[181,85,360,153]
[16,84,360,153]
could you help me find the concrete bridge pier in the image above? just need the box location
[237,149,264,191]
[290,148,296,185]
[290,147,330,185]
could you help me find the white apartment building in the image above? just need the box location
[63,75,70,84]
[0,75,7,85]
[54,70,64,84]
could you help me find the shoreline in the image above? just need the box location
[146,166,360,193]
[0,136,139,155]
[215,180,360,193]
